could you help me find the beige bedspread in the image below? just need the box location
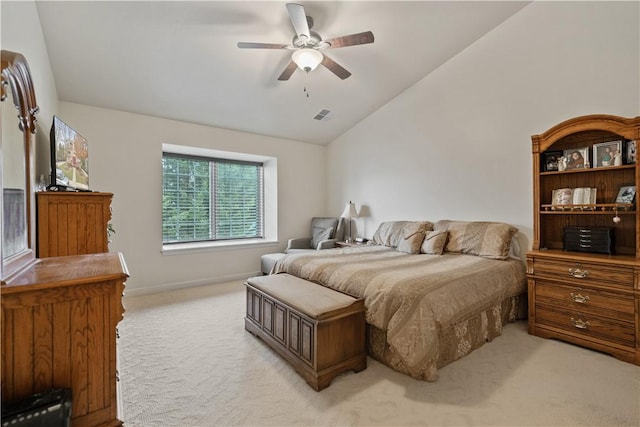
[273,245,526,380]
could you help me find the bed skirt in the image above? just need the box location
[367,294,527,381]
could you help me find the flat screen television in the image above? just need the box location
[50,115,89,191]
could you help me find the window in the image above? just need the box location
[162,152,264,244]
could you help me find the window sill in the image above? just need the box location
[162,239,280,256]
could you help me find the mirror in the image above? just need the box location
[1,50,39,283]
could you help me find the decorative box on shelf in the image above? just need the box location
[563,227,614,254]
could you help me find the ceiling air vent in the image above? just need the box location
[313,109,333,121]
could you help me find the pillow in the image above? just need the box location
[420,230,448,255]
[434,220,517,260]
[509,236,521,259]
[372,221,433,247]
[396,230,426,254]
[310,226,334,249]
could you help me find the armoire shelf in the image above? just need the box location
[540,164,635,176]
[540,204,634,213]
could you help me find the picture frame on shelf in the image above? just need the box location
[542,150,563,172]
[615,185,636,205]
[563,147,589,170]
[626,140,636,164]
[593,140,622,168]
[550,187,596,209]
[552,188,573,206]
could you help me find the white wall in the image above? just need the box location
[58,102,326,293]
[1,0,59,179]
[327,1,640,249]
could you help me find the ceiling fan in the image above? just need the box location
[237,3,374,81]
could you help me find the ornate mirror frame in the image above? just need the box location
[1,50,39,283]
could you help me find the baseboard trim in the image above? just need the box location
[124,271,262,297]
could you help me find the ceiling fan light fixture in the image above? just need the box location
[238,3,374,81]
[292,48,323,72]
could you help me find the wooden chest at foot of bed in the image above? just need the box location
[245,274,367,391]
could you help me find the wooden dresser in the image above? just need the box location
[1,252,128,426]
[37,191,113,257]
[2,50,126,426]
[527,115,640,365]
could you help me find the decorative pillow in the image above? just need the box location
[372,221,433,247]
[396,230,426,254]
[421,230,448,255]
[310,226,334,249]
[434,220,517,260]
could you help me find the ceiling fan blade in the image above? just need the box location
[237,42,289,49]
[324,31,375,48]
[286,3,310,40]
[321,55,351,80]
[278,61,298,81]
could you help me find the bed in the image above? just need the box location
[272,220,527,381]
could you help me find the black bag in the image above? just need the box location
[1,388,72,427]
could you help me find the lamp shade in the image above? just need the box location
[340,201,358,219]
[292,48,323,72]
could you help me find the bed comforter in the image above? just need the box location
[273,245,526,380]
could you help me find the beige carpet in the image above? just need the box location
[118,280,640,427]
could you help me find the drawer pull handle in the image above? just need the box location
[571,318,590,329]
[569,268,589,279]
[570,292,590,304]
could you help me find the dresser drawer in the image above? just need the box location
[535,281,635,322]
[536,303,636,348]
[531,258,634,287]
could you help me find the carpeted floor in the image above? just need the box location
[118,280,640,427]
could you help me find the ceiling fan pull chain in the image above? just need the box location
[304,71,310,98]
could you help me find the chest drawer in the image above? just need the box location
[535,281,635,322]
[531,257,634,287]
[535,303,636,348]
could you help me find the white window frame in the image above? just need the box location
[161,143,278,255]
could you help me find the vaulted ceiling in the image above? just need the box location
[35,1,529,145]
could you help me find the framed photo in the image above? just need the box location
[552,188,573,206]
[543,151,563,172]
[626,140,636,164]
[615,185,636,205]
[563,147,589,170]
[593,140,622,168]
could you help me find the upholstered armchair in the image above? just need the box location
[260,217,345,275]
[286,217,345,252]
